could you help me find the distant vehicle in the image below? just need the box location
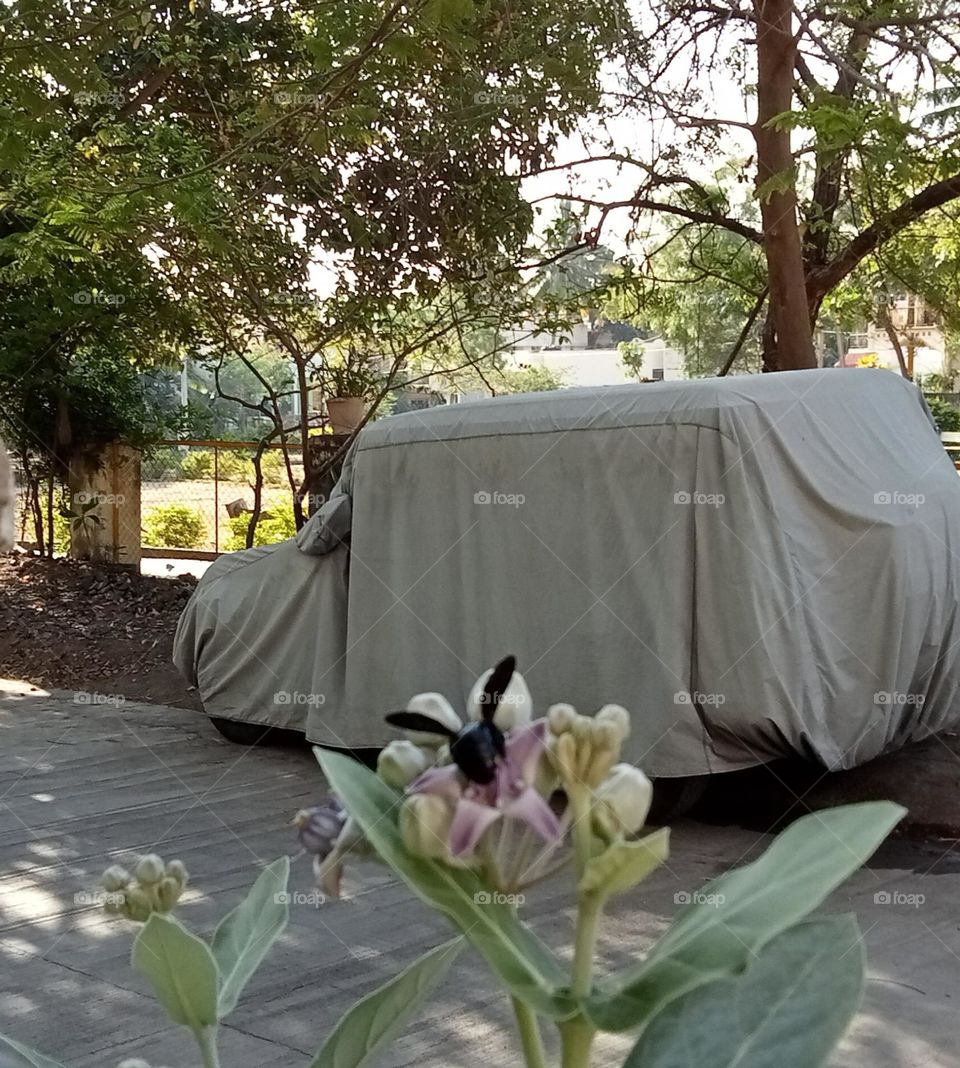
[175,369,960,792]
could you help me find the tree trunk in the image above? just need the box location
[753,0,817,371]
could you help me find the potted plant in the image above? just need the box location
[320,349,380,434]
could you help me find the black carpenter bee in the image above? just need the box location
[384,654,517,785]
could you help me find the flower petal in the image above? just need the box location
[504,718,551,783]
[449,798,502,857]
[503,786,564,843]
[409,763,465,799]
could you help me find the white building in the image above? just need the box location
[501,320,685,388]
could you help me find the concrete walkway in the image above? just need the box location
[0,680,957,1067]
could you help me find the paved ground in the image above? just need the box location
[1,679,958,1067]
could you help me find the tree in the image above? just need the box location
[538,0,960,371]
[0,0,628,542]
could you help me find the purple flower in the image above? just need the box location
[294,797,347,858]
[404,719,568,890]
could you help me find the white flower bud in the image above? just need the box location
[592,764,653,839]
[403,693,463,743]
[467,668,533,730]
[164,859,188,888]
[123,887,153,922]
[547,703,578,735]
[134,854,165,885]
[595,704,631,742]
[377,739,430,789]
[100,865,131,892]
[117,1060,152,1068]
[155,876,182,912]
[399,794,454,860]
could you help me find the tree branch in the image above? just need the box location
[810,171,960,298]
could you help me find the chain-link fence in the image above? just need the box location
[141,440,306,557]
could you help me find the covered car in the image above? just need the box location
[174,368,960,777]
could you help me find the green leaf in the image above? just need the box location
[308,938,464,1068]
[0,1035,67,1068]
[623,916,865,1068]
[211,856,290,1015]
[315,748,573,1019]
[131,913,220,1029]
[587,801,903,1031]
[580,827,670,897]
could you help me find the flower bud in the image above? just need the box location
[117,1059,152,1068]
[403,693,463,743]
[155,875,182,912]
[595,704,630,742]
[467,668,533,730]
[100,865,131,892]
[592,764,653,839]
[399,794,455,860]
[134,854,164,885]
[377,739,430,789]
[547,703,578,735]
[164,859,189,888]
[294,798,347,858]
[123,886,153,922]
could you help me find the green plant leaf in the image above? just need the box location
[131,913,220,1028]
[580,827,670,897]
[623,916,865,1067]
[315,748,574,1019]
[211,856,290,1015]
[0,1035,67,1068]
[586,801,903,1031]
[308,937,464,1068]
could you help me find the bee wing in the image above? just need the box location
[384,710,458,739]
[479,654,517,722]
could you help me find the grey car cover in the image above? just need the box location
[174,368,960,776]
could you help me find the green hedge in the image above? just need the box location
[143,504,207,549]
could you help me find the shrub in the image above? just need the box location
[143,504,207,549]
[216,449,251,482]
[223,505,296,550]
[179,450,214,480]
[926,396,960,433]
[259,449,288,485]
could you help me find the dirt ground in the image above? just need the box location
[0,553,201,709]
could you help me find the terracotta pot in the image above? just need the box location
[326,396,369,434]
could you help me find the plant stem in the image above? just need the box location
[559,786,606,1068]
[512,996,548,1068]
[560,1017,596,1068]
[570,891,603,997]
[193,1026,221,1068]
